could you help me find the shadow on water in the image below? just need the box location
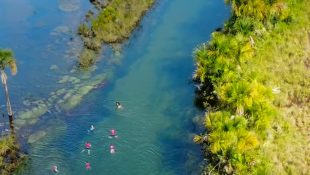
[159,136,203,175]
[153,59,204,174]
[158,110,204,175]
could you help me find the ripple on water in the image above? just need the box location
[50,26,70,36]
[58,0,80,12]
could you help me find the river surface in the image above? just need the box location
[0,0,229,174]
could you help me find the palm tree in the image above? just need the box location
[0,49,17,120]
[218,80,252,116]
[225,0,243,16]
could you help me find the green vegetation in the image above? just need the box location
[0,136,25,175]
[78,0,155,68]
[0,49,17,118]
[0,49,24,175]
[193,0,310,174]
[90,0,154,43]
[78,48,97,68]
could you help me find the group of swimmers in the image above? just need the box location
[52,102,123,173]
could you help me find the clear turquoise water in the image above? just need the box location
[0,0,230,174]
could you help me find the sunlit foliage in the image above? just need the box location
[77,0,155,68]
[194,0,310,174]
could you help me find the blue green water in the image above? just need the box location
[0,0,230,174]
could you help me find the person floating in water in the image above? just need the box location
[88,125,95,133]
[81,142,92,155]
[110,145,116,154]
[51,165,58,173]
[108,129,118,138]
[85,162,91,170]
[115,101,123,110]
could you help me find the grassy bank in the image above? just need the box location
[78,0,155,68]
[193,0,310,174]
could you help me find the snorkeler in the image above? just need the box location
[81,142,92,155]
[108,129,118,138]
[88,125,95,133]
[51,165,58,173]
[85,162,91,170]
[110,145,115,154]
[111,129,116,136]
[115,101,123,109]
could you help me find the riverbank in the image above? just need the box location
[193,0,310,174]
[78,0,155,68]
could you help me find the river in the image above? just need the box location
[0,0,229,174]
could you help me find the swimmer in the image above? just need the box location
[86,142,91,155]
[88,125,95,133]
[90,125,95,131]
[81,142,92,155]
[115,101,123,109]
[108,129,118,138]
[85,162,91,170]
[51,165,58,173]
[110,145,115,154]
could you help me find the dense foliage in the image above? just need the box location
[0,136,23,175]
[0,49,24,175]
[193,0,310,174]
[78,0,155,68]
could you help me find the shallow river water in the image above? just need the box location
[0,0,229,174]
